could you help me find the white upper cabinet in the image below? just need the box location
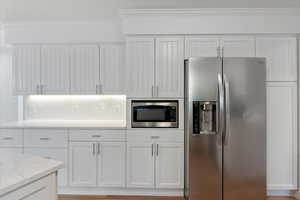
[97,142,126,187]
[155,37,184,98]
[12,45,41,95]
[185,37,220,58]
[155,142,184,189]
[70,45,100,94]
[267,82,297,190]
[100,44,125,94]
[256,37,297,81]
[126,37,155,98]
[41,45,70,94]
[221,36,255,57]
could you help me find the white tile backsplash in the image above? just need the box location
[24,95,126,121]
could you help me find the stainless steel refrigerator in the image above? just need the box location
[184,57,266,200]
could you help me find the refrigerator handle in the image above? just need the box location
[217,73,225,142]
[224,75,230,145]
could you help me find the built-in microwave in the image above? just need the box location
[131,100,178,128]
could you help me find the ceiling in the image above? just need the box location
[1,0,300,22]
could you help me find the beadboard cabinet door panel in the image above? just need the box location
[256,37,297,81]
[126,37,155,98]
[155,37,184,98]
[13,45,41,95]
[267,82,297,190]
[70,45,100,94]
[97,142,126,187]
[221,36,255,57]
[100,44,125,94]
[41,45,70,94]
[185,37,220,58]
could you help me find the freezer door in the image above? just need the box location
[223,58,266,200]
[184,57,223,200]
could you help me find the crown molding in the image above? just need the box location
[120,8,300,34]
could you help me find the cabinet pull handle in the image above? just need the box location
[40,84,43,94]
[156,144,159,156]
[97,143,100,155]
[40,137,50,141]
[156,86,159,97]
[152,86,154,97]
[3,137,13,140]
[99,84,103,94]
[92,143,96,155]
[151,136,159,139]
[152,143,154,156]
[92,135,102,138]
[36,85,40,94]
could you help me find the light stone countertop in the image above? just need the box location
[0,150,63,196]
[0,120,127,129]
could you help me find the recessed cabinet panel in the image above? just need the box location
[70,45,100,94]
[267,82,297,190]
[126,38,155,98]
[12,45,41,95]
[100,44,125,94]
[155,37,184,98]
[185,37,220,58]
[222,37,255,57]
[256,37,297,81]
[41,45,70,94]
[127,141,155,188]
[97,142,125,187]
[69,142,97,187]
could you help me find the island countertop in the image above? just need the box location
[0,150,63,197]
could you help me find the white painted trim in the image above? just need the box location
[3,21,125,44]
[120,8,300,35]
[59,187,183,196]
[268,189,296,197]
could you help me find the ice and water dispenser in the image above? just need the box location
[193,101,217,135]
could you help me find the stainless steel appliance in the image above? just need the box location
[184,57,266,200]
[132,100,178,128]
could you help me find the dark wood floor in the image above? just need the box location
[58,195,295,200]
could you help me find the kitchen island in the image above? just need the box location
[0,150,63,200]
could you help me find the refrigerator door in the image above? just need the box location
[223,58,266,200]
[184,57,223,200]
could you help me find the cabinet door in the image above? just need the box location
[221,36,255,57]
[12,45,41,95]
[126,37,155,98]
[185,37,220,58]
[100,44,125,94]
[127,141,155,188]
[70,45,100,94]
[24,148,68,187]
[41,45,70,94]
[256,37,297,81]
[155,37,184,98]
[69,142,97,187]
[97,142,125,187]
[267,82,297,190]
[155,142,184,189]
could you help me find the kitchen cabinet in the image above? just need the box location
[12,45,41,95]
[24,148,68,187]
[69,142,97,187]
[100,43,125,94]
[256,37,297,81]
[185,36,255,58]
[127,130,184,189]
[41,45,70,94]
[125,37,155,97]
[267,82,297,190]
[70,45,100,94]
[155,37,184,98]
[0,129,23,148]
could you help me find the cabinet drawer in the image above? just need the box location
[127,130,184,142]
[69,129,126,141]
[0,129,23,147]
[24,129,68,148]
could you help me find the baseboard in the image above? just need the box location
[58,187,184,196]
[267,189,297,197]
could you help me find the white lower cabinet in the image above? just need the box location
[127,133,184,189]
[69,142,97,187]
[24,148,68,187]
[69,141,126,188]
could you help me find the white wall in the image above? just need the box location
[2,0,300,22]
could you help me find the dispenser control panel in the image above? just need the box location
[193,101,217,135]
